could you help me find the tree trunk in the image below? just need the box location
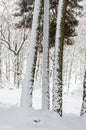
[19,50,23,87]
[80,70,86,116]
[0,44,2,88]
[21,0,42,109]
[16,54,20,88]
[14,57,17,87]
[6,51,10,85]
[53,0,68,117]
[80,52,86,116]
[42,0,49,110]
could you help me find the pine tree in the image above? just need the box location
[13,0,82,46]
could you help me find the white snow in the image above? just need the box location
[0,104,86,130]
[0,88,85,130]
[0,88,82,115]
[0,0,86,129]
[0,88,21,108]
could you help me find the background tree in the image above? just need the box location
[0,0,29,88]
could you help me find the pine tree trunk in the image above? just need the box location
[21,0,42,109]
[53,0,68,117]
[42,0,49,110]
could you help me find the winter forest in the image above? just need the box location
[0,0,86,130]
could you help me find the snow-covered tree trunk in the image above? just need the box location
[80,52,86,116]
[14,55,20,88]
[14,57,17,87]
[21,0,42,109]
[0,43,2,88]
[80,70,86,116]
[6,51,10,82]
[16,54,20,88]
[42,0,49,110]
[53,0,68,116]
[19,50,23,87]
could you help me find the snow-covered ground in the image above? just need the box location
[0,88,85,130]
[0,0,86,129]
[0,88,21,108]
[0,89,86,130]
[0,88,82,115]
[0,107,86,130]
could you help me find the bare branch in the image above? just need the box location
[0,37,17,55]
[17,29,30,54]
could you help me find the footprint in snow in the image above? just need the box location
[33,120,41,123]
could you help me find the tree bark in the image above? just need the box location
[53,0,68,117]
[21,0,42,109]
[42,0,50,110]
[0,44,2,88]
[80,52,86,116]
[80,70,86,116]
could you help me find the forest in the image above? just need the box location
[0,0,86,130]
